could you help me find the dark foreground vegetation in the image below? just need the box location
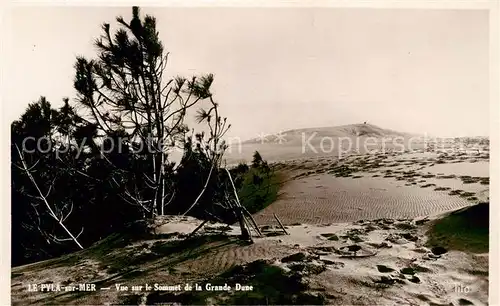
[11,7,281,267]
[12,230,324,305]
[121,259,326,305]
[426,202,489,253]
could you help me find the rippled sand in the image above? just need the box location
[12,216,488,306]
[422,161,489,177]
[252,138,489,226]
[253,175,473,225]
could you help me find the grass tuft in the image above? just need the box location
[426,203,489,253]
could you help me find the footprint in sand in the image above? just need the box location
[321,259,345,269]
[376,265,395,273]
[320,233,339,241]
[431,246,448,256]
[367,242,392,249]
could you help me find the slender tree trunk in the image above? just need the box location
[238,207,251,240]
[160,152,166,215]
[15,144,84,249]
[225,169,252,239]
[181,162,215,216]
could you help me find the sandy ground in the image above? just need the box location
[11,128,489,305]
[11,215,488,305]
[253,174,474,225]
[253,144,489,225]
[224,124,488,165]
[272,219,488,306]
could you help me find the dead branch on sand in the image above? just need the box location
[274,213,289,235]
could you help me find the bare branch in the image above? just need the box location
[62,202,74,223]
[14,144,84,250]
[43,177,57,199]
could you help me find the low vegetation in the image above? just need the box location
[426,202,489,253]
[10,7,283,267]
[120,259,325,305]
[229,151,284,214]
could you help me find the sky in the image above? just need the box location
[3,7,490,140]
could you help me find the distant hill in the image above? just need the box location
[224,123,420,164]
[243,123,416,144]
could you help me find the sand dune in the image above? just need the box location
[223,123,484,164]
[11,214,489,305]
[11,125,489,305]
[224,123,420,163]
[253,174,473,225]
[252,143,489,226]
[243,123,416,144]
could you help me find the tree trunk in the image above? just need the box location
[236,207,250,240]
[225,169,252,240]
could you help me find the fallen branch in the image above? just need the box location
[242,213,254,243]
[273,213,289,235]
[242,205,262,237]
[225,169,256,239]
[188,220,209,238]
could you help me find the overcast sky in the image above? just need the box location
[4,7,490,139]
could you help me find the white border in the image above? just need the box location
[1,1,498,305]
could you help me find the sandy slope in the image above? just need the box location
[10,130,489,305]
[253,174,474,225]
[224,123,420,164]
[252,143,489,225]
[11,215,488,306]
[224,123,488,165]
[243,123,415,144]
[272,219,488,306]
